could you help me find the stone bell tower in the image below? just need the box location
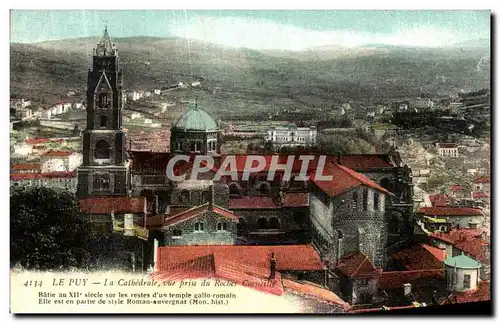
[77,26,129,197]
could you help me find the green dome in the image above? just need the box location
[444,254,481,269]
[173,105,218,131]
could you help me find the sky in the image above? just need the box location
[10,10,490,50]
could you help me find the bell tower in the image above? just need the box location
[77,26,129,197]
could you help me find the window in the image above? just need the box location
[257,218,268,229]
[352,191,358,209]
[202,190,211,203]
[172,229,182,237]
[180,190,190,204]
[98,93,108,108]
[176,142,182,152]
[229,183,241,197]
[268,217,280,229]
[217,222,227,231]
[94,140,110,159]
[363,189,368,211]
[374,192,380,211]
[336,230,344,239]
[259,183,271,196]
[93,174,110,191]
[99,115,107,128]
[194,222,205,232]
[463,274,471,289]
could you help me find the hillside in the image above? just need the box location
[10,36,490,118]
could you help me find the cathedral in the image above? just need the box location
[77,28,414,302]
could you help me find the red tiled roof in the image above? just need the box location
[392,244,445,271]
[25,138,50,144]
[164,203,237,227]
[228,196,277,209]
[43,150,74,157]
[430,228,484,245]
[11,163,41,171]
[336,253,378,278]
[474,177,489,184]
[282,192,309,208]
[454,281,490,303]
[157,245,325,272]
[10,171,76,181]
[472,191,489,199]
[378,269,444,290]
[78,197,147,214]
[418,207,484,217]
[311,163,392,198]
[151,254,284,296]
[282,279,350,310]
[336,155,393,169]
[450,185,464,192]
[454,238,489,262]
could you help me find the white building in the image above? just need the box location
[130,112,143,120]
[265,124,317,149]
[444,254,481,293]
[42,159,65,173]
[154,89,162,95]
[436,143,459,158]
[42,150,82,171]
[10,98,31,110]
[13,143,33,157]
[10,171,78,193]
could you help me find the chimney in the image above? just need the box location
[403,283,412,296]
[153,239,159,272]
[269,253,276,280]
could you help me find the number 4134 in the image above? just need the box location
[23,280,43,287]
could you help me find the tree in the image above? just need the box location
[10,187,93,270]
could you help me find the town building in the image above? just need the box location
[10,171,78,193]
[10,98,32,110]
[444,255,481,293]
[436,143,459,158]
[42,150,83,171]
[417,207,484,229]
[265,124,317,149]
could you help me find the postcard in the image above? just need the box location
[9,9,491,314]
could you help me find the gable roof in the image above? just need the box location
[335,253,378,278]
[164,203,237,227]
[392,244,445,271]
[310,163,393,198]
[95,71,112,93]
[78,197,147,214]
[157,245,324,272]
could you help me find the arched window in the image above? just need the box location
[229,183,241,197]
[93,174,110,191]
[94,140,110,159]
[269,217,280,229]
[180,190,190,204]
[363,189,368,211]
[202,190,211,203]
[217,222,227,231]
[99,115,107,128]
[259,183,271,196]
[237,218,246,236]
[374,192,380,211]
[98,93,108,107]
[352,191,358,209]
[257,218,268,229]
[194,222,205,232]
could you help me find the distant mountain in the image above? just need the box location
[10,36,490,117]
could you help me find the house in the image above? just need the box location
[10,98,32,110]
[436,143,458,158]
[42,150,83,171]
[163,198,238,246]
[418,207,484,229]
[265,124,317,149]
[12,143,33,157]
[154,89,162,95]
[473,177,490,193]
[130,112,142,120]
[10,171,78,193]
[444,255,481,293]
[16,107,33,120]
[11,163,42,174]
[42,159,66,173]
